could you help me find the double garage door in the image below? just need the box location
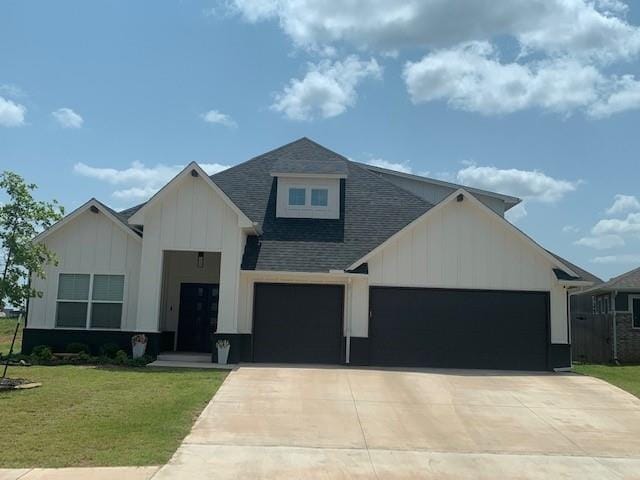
[252,283,549,370]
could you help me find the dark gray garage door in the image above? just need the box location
[253,283,344,364]
[369,287,549,371]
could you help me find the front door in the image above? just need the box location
[177,283,219,352]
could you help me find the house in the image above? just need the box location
[23,138,593,371]
[572,267,640,363]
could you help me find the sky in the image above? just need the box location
[2,0,640,281]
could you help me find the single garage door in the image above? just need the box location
[369,287,549,370]
[253,283,344,363]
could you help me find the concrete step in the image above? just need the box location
[147,360,235,370]
[156,352,211,363]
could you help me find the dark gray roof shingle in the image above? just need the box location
[211,137,432,272]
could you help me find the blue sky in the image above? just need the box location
[2,0,640,280]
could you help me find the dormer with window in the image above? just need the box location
[271,154,347,219]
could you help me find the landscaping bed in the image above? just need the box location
[0,365,227,467]
[573,364,640,399]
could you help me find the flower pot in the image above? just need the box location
[217,345,230,364]
[131,334,148,359]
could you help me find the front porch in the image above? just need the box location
[148,351,236,369]
[158,250,221,354]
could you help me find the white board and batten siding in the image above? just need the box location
[366,197,570,344]
[28,208,141,330]
[135,173,245,333]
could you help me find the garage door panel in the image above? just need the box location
[253,283,344,364]
[369,287,548,370]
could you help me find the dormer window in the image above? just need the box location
[288,188,306,206]
[270,155,347,220]
[311,188,328,207]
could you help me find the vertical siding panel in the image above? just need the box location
[413,221,428,284]
[175,180,192,248]
[160,187,177,249]
[191,179,208,251]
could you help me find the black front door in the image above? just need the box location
[177,283,219,352]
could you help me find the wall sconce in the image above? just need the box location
[197,251,204,268]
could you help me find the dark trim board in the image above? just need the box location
[22,328,166,357]
[368,286,552,371]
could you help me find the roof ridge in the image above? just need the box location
[608,265,640,283]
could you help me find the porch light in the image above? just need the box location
[197,252,204,268]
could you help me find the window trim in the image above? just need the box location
[288,187,306,206]
[55,273,125,330]
[310,188,329,207]
[630,295,640,330]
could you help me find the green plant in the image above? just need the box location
[100,343,120,358]
[114,350,128,365]
[0,171,63,311]
[66,342,90,354]
[31,345,52,362]
[77,351,93,363]
[126,355,153,367]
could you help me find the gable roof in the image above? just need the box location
[583,266,640,294]
[126,162,256,230]
[34,198,142,244]
[270,142,349,177]
[547,251,603,285]
[345,188,583,281]
[211,138,433,272]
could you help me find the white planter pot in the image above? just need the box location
[217,345,230,365]
[132,342,147,359]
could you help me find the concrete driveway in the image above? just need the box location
[153,366,640,479]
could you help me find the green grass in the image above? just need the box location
[0,316,22,355]
[573,364,640,399]
[0,365,227,468]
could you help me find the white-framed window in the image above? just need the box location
[631,295,640,329]
[592,296,597,314]
[288,188,306,206]
[311,188,329,207]
[56,273,124,329]
[603,296,609,314]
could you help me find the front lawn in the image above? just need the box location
[0,317,22,355]
[0,365,227,468]
[573,364,640,399]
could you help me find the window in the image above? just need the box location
[597,297,603,314]
[288,188,306,206]
[632,297,640,329]
[603,297,609,314]
[56,274,90,328]
[592,296,597,314]
[90,275,124,329]
[311,188,328,207]
[56,273,124,329]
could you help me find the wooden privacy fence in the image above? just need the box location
[571,313,612,364]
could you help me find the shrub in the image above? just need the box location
[100,343,120,358]
[66,342,90,354]
[31,345,53,362]
[114,350,128,365]
[126,355,153,367]
[77,351,93,363]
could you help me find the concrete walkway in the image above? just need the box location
[152,365,640,479]
[0,467,158,480]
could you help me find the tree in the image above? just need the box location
[0,171,64,311]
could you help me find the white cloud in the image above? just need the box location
[592,253,640,264]
[575,234,625,249]
[366,158,413,174]
[605,194,640,215]
[52,108,83,128]
[454,163,579,221]
[230,0,640,118]
[229,0,640,61]
[0,96,26,127]
[592,212,640,235]
[73,161,231,201]
[562,225,580,233]
[456,163,579,204]
[403,41,640,117]
[201,110,237,128]
[588,75,640,117]
[271,56,381,120]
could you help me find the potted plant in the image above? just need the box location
[131,334,148,359]
[216,339,230,364]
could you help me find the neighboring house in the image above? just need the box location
[24,138,593,370]
[572,267,640,363]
